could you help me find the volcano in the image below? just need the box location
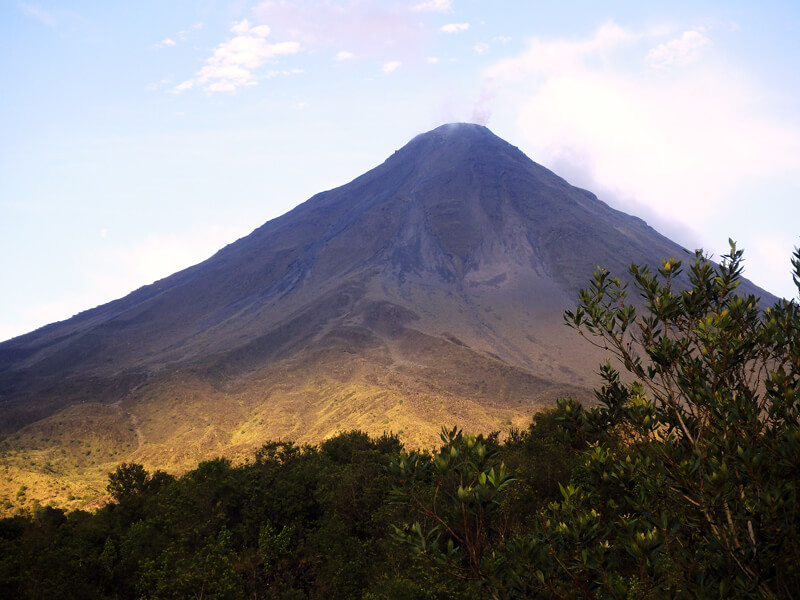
[0,123,775,508]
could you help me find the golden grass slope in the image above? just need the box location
[0,328,593,515]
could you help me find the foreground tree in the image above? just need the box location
[551,242,800,598]
[394,243,800,599]
[494,242,800,599]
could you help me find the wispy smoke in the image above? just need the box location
[471,87,494,125]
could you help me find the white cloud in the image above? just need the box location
[474,42,489,55]
[264,68,303,78]
[487,21,636,82]
[232,18,252,34]
[173,80,193,93]
[382,60,401,74]
[411,0,453,12]
[336,50,355,61]
[441,23,469,34]
[483,20,800,283]
[161,37,176,47]
[427,56,440,63]
[646,30,709,68]
[175,18,300,93]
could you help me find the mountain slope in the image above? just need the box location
[0,123,776,511]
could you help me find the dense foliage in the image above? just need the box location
[2,244,798,599]
[393,243,800,599]
[0,417,583,599]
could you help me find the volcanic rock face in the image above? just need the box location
[0,124,775,507]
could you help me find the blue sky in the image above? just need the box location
[2,1,799,341]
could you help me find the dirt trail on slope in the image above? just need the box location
[128,413,144,449]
